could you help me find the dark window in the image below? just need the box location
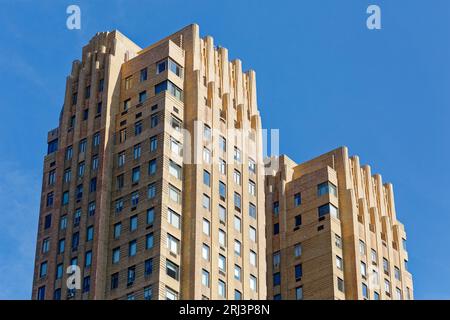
[273,272,281,286]
[273,223,279,235]
[111,273,119,289]
[145,258,153,276]
[295,215,302,227]
[294,193,301,206]
[98,79,104,92]
[295,264,303,280]
[273,201,279,215]
[44,214,52,229]
[47,139,58,155]
[127,266,136,286]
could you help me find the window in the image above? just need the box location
[39,261,48,278]
[48,170,56,185]
[336,256,343,270]
[234,216,241,232]
[202,244,210,261]
[295,215,302,227]
[250,250,257,267]
[295,264,303,280]
[249,158,256,174]
[168,58,183,77]
[296,286,303,300]
[219,205,226,223]
[383,258,389,275]
[148,159,157,175]
[318,203,339,219]
[47,139,58,155]
[44,213,52,228]
[233,170,241,185]
[85,251,92,267]
[83,109,89,121]
[250,275,257,292]
[134,121,142,136]
[62,191,69,205]
[273,251,281,268]
[131,167,140,184]
[219,136,226,152]
[249,226,257,242]
[133,144,141,160]
[170,137,181,156]
[89,178,97,193]
[146,233,154,249]
[337,277,345,292]
[335,234,342,248]
[58,239,65,254]
[167,234,180,254]
[97,102,102,114]
[79,139,87,153]
[98,79,104,92]
[404,259,409,272]
[115,198,124,213]
[234,240,241,256]
[145,258,153,276]
[157,60,166,74]
[362,283,369,299]
[273,201,279,216]
[234,265,242,281]
[166,260,179,280]
[273,223,280,235]
[113,223,121,239]
[131,191,139,206]
[42,238,50,253]
[203,147,211,164]
[155,80,183,101]
[384,279,391,295]
[146,208,155,225]
[203,170,211,187]
[234,192,241,212]
[123,99,130,111]
[118,152,125,167]
[169,184,181,204]
[294,193,301,206]
[218,229,226,247]
[203,124,211,140]
[37,286,45,300]
[150,135,158,151]
[56,264,63,279]
[78,162,85,177]
[202,194,211,211]
[93,132,100,146]
[234,147,241,163]
[86,226,94,241]
[218,280,226,298]
[65,146,73,160]
[130,215,138,232]
[202,270,210,287]
[85,85,91,99]
[318,181,337,197]
[170,115,182,131]
[394,266,401,281]
[219,159,226,174]
[112,248,120,264]
[395,288,402,300]
[92,156,99,171]
[249,180,256,196]
[72,92,78,105]
[202,219,210,236]
[361,261,367,278]
[127,266,136,286]
[359,240,366,255]
[219,182,226,200]
[374,291,380,300]
[371,249,378,264]
[139,91,147,103]
[235,290,242,300]
[72,232,79,251]
[165,287,178,300]
[73,208,81,227]
[249,203,257,219]
[129,240,137,256]
[169,160,182,179]
[144,286,153,300]
[140,68,148,82]
[60,216,67,230]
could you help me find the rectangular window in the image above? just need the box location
[218,280,226,298]
[219,159,226,174]
[112,247,120,264]
[145,258,153,276]
[130,215,138,232]
[86,225,94,241]
[273,251,281,268]
[147,208,155,225]
[167,209,181,230]
[139,91,147,103]
[318,203,339,219]
[250,250,257,267]
[114,223,121,239]
[249,203,257,219]
[132,166,140,184]
[85,251,92,267]
[273,201,279,216]
[202,270,210,288]
[169,160,182,179]
[294,243,302,257]
[134,121,142,136]
[337,277,345,292]
[140,68,148,82]
[296,286,303,300]
[168,58,183,77]
[295,214,302,227]
[123,99,130,111]
[150,135,158,151]
[294,193,301,206]
[93,132,100,146]
[336,256,343,270]
[249,180,256,196]
[203,147,211,164]
[219,136,226,152]
[218,254,226,272]
[273,223,279,235]
[48,170,56,185]
[155,80,183,101]
[362,283,369,299]
[47,139,58,155]
[203,170,211,187]
[166,260,179,280]
[127,266,136,286]
[233,170,241,185]
[218,229,226,247]
[202,219,210,236]
[129,240,137,256]
[234,240,241,256]
[219,182,227,200]
[148,159,157,175]
[169,185,181,204]
[44,213,52,228]
[250,226,257,242]
[318,181,337,197]
[202,244,210,261]
[234,192,241,212]
[234,265,241,281]
[131,191,139,206]
[146,233,154,249]
[250,275,257,292]
[234,215,241,232]
[295,264,303,280]
[167,233,180,254]
[203,194,211,211]
[144,286,153,300]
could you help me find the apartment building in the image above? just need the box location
[265,147,413,300]
[32,24,266,300]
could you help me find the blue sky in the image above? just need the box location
[0,0,449,299]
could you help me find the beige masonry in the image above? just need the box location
[32,24,266,300]
[265,147,413,300]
